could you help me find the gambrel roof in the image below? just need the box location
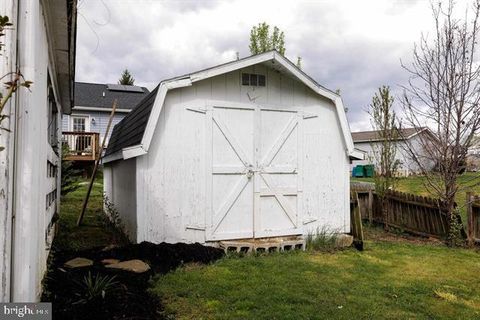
[106,86,158,156]
[104,50,357,163]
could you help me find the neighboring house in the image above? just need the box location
[466,136,480,171]
[351,127,436,176]
[0,0,76,301]
[103,50,360,245]
[62,82,149,161]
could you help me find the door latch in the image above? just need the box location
[246,165,254,179]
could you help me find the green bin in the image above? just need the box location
[353,165,364,177]
[363,164,374,178]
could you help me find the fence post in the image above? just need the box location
[368,190,373,224]
[352,194,364,251]
[467,192,473,245]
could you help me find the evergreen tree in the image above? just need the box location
[118,69,135,85]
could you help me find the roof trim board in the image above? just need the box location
[353,127,432,143]
[72,106,132,113]
[102,151,123,164]
[103,50,355,163]
[122,144,146,160]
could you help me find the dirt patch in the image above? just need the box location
[42,242,224,320]
[364,224,444,245]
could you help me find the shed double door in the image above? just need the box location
[206,104,303,241]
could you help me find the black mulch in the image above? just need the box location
[42,242,224,320]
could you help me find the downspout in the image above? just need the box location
[7,0,20,302]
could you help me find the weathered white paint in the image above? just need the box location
[0,0,18,303]
[105,51,355,163]
[103,159,137,241]
[107,61,351,244]
[0,0,74,302]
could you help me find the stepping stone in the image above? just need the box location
[105,259,150,273]
[335,234,353,248]
[101,258,120,265]
[64,257,93,268]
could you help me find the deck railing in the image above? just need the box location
[62,131,100,161]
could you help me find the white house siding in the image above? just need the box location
[62,111,126,145]
[0,0,17,302]
[0,0,69,301]
[104,158,137,241]
[134,64,350,244]
[352,133,433,175]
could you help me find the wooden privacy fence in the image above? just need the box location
[467,192,480,244]
[355,189,453,239]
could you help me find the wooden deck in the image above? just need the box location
[62,131,100,161]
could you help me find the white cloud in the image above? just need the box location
[75,0,446,130]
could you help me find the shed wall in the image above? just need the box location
[104,159,137,241]
[134,64,350,244]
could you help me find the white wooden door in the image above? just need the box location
[255,108,303,238]
[206,105,255,241]
[206,104,303,241]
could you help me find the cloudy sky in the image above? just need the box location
[76,0,441,131]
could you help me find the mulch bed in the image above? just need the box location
[42,242,224,320]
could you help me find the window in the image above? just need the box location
[72,117,86,132]
[47,75,58,149]
[241,73,266,87]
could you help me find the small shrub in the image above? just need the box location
[73,272,118,305]
[446,210,465,247]
[305,226,339,252]
[61,143,82,196]
[103,194,130,244]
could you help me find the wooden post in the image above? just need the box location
[368,190,373,224]
[353,193,364,251]
[77,100,117,226]
[467,192,473,245]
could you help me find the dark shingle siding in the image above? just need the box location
[75,82,150,110]
[105,86,159,156]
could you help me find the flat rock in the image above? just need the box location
[101,258,120,265]
[64,257,93,268]
[105,259,150,273]
[335,234,354,248]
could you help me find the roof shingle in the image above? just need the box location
[105,86,159,156]
[74,82,150,110]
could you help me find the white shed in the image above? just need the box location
[103,51,359,245]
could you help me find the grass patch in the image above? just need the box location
[352,172,480,223]
[151,241,480,319]
[54,177,128,251]
[305,226,339,251]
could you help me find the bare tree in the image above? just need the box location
[401,0,480,244]
[368,86,399,230]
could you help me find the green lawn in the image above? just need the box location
[151,239,480,320]
[352,172,480,223]
[55,177,128,251]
